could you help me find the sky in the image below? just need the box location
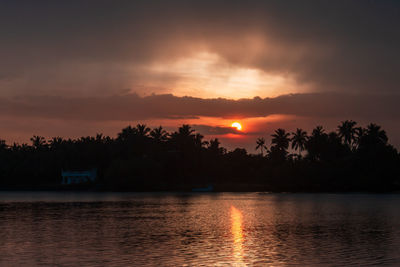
[1,0,400,151]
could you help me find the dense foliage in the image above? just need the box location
[0,120,399,192]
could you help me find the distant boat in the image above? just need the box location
[192,185,214,192]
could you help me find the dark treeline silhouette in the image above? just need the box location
[0,120,399,192]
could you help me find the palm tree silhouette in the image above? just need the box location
[48,137,64,150]
[291,128,308,156]
[366,123,388,145]
[0,139,6,150]
[312,126,325,137]
[117,125,137,141]
[150,126,168,142]
[305,126,327,161]
[338,120,357,148]
[208,138,225,155]
[30,135,47,150]
[170,124,197,151]
[255,137,267,156]
[177,124,195,137]
[271,129,291,151]
[135,124,151,137]
[194,133,206,148]
[354,127,366,148]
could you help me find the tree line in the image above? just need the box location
[0,120,399,192]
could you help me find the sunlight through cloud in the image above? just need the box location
[143,52,302,99]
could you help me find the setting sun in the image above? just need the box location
[231,122,242,131]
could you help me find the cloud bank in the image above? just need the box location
[1,93,398,122]
[1,1,400,97]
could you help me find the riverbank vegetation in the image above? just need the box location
[0,120,399,192]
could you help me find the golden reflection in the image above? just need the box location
[231,205,244,263]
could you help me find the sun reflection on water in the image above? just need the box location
[231,205,244,264]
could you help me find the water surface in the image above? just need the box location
[1,192,400,266]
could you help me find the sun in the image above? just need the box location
[231,122,242,131]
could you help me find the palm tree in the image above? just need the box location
[95,133,104,142]
[194,133,206,148]
[20,143,31,152]
[255,137,267,156]
[30,135,47,150]
[291,128,308,156]
[117,125,137,141]
[170,124,196,150]
[48,137,64,150]
[357,123,389,154]
[0,139,6,150]
[10,142,19,152]
[353,127,366,148]
[305,126,327,161]
[312,125,325,137]
[337,120,357,148]
[366,123,388,145]
[271,129,291,151]
[208,138,225,155]
[177,124,195,138]
[150,126,168,142]
[135,124,151,137]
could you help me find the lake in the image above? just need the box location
[1,192,400,266]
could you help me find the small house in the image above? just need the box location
[61,169,97,185]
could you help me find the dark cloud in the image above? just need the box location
[1,1,400,95]
[1,93,399,122]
